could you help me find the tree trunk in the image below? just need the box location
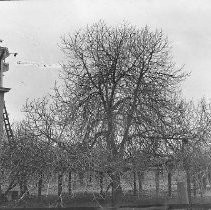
[202,175,207,190]
[72,173,77,190]
[68,171,72,196]
[208,170,211,184]
[99,172,104,195]
[38,172,43,198]
[58,172,63,197]
[111,173,122,206]
[186,169,191,204]
[137,171,144,197]
[0,184,2,198]
[133,170,137,196]
[19,180,23,197]
[155,168,160,198]
[23,179,28,195]
[168,171,172,197]
[193,177,197,197]
[19,173,28,197]
[89,171,92,183]
[78,171,84,187]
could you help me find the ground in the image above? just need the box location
[0,171,209,208]
[0,190,211,209]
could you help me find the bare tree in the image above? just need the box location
[0,120,56,200]
[161,98,211,203]
[57,21,185,205]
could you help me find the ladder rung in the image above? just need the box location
[3,103,14,142]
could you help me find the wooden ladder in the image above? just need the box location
[3,102,14,142]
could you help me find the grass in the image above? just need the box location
[1,190,211,209]
[0,171,209,208]
[0,190,170,208]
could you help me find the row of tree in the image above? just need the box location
[1,22,211,206]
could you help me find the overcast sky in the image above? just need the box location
[0,0,211,122]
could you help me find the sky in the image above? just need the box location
[0,0,211,122]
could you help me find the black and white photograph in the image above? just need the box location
[0,0,211,209]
